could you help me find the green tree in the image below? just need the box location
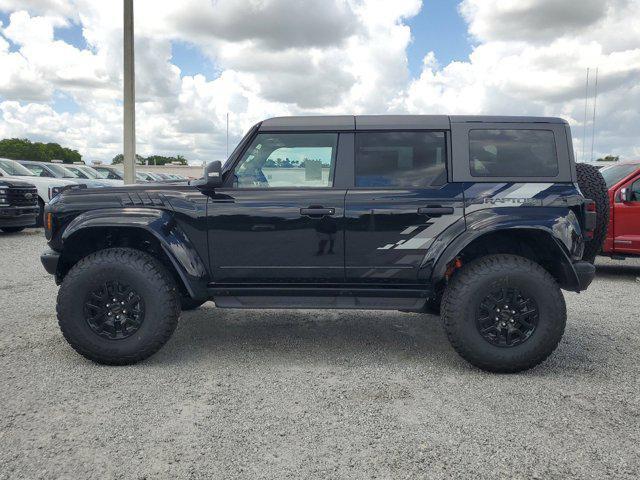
[596,155,619,162]
[0,138,82,163]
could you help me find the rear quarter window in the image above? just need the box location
[469,129,558,177]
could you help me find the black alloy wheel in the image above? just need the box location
[84,280,145,340]
[476,287,538,347]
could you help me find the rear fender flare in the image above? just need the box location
[430,218,582,292]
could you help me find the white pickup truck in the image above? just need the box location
[0,158,78,226]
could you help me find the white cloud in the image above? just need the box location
[0,0,639,163]
[398,0,640,160]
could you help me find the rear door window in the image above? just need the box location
[355,131,446,187]
[469,129,558,177]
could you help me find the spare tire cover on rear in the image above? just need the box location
[576,163,609,263]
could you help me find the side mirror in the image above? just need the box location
[205,161,223,187]
[194,161,223,188]
[620,188,632,202]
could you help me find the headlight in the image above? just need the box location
[0,188,7,204]
[48,186,64,200]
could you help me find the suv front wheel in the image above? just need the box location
[57,248,180,365]
[441,254,566,373]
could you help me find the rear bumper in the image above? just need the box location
[41,248,61,275]
[573,260,596,291]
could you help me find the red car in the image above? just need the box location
[600,161,640,257]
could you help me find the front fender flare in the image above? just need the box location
[61,208,209,299]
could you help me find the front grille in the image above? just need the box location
[7,187,38,207]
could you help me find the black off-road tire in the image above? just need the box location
[441,254,566,373]
[576,163,609,263]
[0,227,25,233]
[57,248,180,365]
[180,296,207,311]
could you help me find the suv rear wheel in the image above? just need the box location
[57,248,180,365]
[441,254,566,373]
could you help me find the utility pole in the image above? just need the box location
[123,0,136,184]
[226,112,229,159]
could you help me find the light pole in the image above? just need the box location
[123,0,136,184]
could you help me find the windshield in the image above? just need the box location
[85,166,109,179]
[0,158,35,176]
[77,165,101,179]
[600,164,639,187]
[48,163,78,178]
[65,166,88,179]
[95,167,123,180]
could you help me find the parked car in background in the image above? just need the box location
[64,165,123,186]
[92,165,124,180]
[93,165,189,183]
[136,171,161,182]
[169,174,187,180]
[90,165,158,183]
[0,176,39,233]
[600,161,640,257]
[153,172,187,182]
[17,161,112,189]
[0,158,77,226]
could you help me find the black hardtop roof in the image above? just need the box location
[259,115,567,131]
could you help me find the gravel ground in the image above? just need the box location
[1,229,639,480]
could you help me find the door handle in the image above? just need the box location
[251,224,275,232]
[300,207,335,217]
[417,206,454,217]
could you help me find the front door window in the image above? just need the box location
[233,133,337,188]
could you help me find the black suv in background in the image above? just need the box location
[41,115,605,372]
[0,177,38,233]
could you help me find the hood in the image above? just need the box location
[0,176,38,188]
[6,175,77,188]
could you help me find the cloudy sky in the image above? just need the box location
[0,0,639,164]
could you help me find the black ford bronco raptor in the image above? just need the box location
[41,115,607,372]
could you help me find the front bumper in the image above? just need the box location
[41,248,61,275]
[573,260,596,291]
[0,206,39,228]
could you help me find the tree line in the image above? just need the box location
[0,138,82,163]
[0,138,190,166]
[596,155,619,162]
